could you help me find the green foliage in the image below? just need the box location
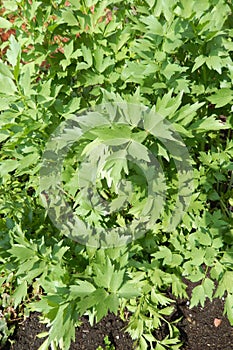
[0,0,232,349]
[96,335,115,350]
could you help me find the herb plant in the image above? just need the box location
[0,1,232,350]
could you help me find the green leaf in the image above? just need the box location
[64,40,74,60]
[70,281,96,297]
[207,88,233,108]
[64,97,81,114]
[145,0,156,8]
[139,336,148,350]
[156,91,183,118]
[62,9,79,26]
[0,74,17,95]
[0,17,12,29]
[171,275,187,298]
[118,281,140,298]
[78,289,108,315]
[205,55,222,74]
[17,152,39,174]
[121,62,149,84]
[190,116,229,132]
[6,35,21,69]
[224,293,233,325]
[203,278,214,300]
[91,125,131,141]
[19,66,31,96]
[0,159,18,176]
[157,142,170,160]
[190,248,205,266]
[102,150,128,189]
[155,343,166,350]
[95,294,112,322]
[109,269,125,293]
[81,44,93,67]
[0,61,14,79]
[162,62,185,80]
[3,1,18,11]
[196,230,212,246]
[127,141,150,162]
[215,271,233,297]
[158,305,174,316]
[8,245,35,261]
[94,49,114,73]
[192,55,206,72]
[141,16,164,36]
[93,257,114,289]
[104,294,119,314]
[13,280,27,307]
[173,102,205,125]
[0,130,10,142]
[190,284,206,308]
[152,247,172,265]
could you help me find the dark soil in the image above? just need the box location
[177,278,233,349]
[2,281,233,350]
[178,297,233,349]
[1,312,135,350]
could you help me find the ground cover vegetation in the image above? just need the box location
[0,0,233,349]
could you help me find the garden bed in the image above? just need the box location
[3,281,233,350]
[0,1,233,350]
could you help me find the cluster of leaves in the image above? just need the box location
[0,0,233,349]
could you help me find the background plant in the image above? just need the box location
[0,0,232,349]
[96,335,115,350]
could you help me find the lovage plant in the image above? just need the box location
[0,0,232,349]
